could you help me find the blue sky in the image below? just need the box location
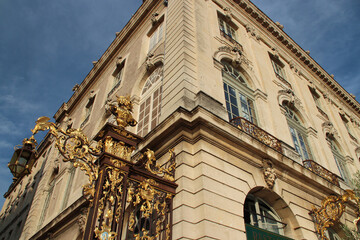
[0,0,359,208]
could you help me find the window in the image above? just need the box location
[270,55,287,81]
[340,114,356,141]
[137,68,163,136]
[244,195,285,235]
[108,60,125,97]
[311,92,321,109]
[328,137,351,184]
[283,103,312,161]
[218,18,236,40]
[222,61,257,124]
[81,94,95,128]
[149,23,163,51]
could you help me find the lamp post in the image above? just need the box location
[9,96,177,240]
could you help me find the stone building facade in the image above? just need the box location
[1,0,360,239]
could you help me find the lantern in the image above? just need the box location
[8,136,37,180]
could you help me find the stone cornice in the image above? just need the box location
[230,0,360,116]
[54,0,161,122]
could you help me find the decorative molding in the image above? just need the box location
[322,121,339,140]
[146,52,164,72]
[231,0,360,115]
[277,88,302,110]
[213,45,252,71]
[245,24,260,41]
[151,12,159,25]
[262,159,276,189]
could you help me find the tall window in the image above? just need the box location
[108,61,125,97]
[283,103,312,161]
[81,95,95,128]
[244,195,285,235]
[328,137,351,184]
[222,61,257,124]
[270,55,287,82]
[137,68,163,136]
[218,18,236,40]
[149,23,163,51]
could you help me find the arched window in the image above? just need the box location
[222,60,257,124]
[328,137,351,184]
[137,67,163,136]
[283,103,312,161]
[244,195,286,236]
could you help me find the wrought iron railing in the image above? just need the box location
[303,160,340,187]
[230,117,283,153]
[220,30,243,50]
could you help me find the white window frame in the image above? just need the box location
[218,18,236,40]
[283,104,313,161]
[222,62,257,124]
[137,68,163,137]
[329,138,351,184]
[149,23,164,52]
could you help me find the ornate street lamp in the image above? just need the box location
[8,136,37,180]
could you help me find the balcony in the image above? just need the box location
[303,160,340,187]
[230,117,283,153]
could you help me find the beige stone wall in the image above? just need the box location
[2,0,360,239]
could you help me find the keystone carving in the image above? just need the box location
[263,159,276,189]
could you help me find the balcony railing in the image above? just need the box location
[303,160,340,187]
[230,117,283,153]
[220,30,243,50]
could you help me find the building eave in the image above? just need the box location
[231,0,360,116]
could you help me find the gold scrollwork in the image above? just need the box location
[310,190,360,240]
[104,136,135,161]
[127,179,173,240]
[144,149,176,181]
[31,116,101,201]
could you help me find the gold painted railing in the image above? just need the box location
[230,117,283,153]
[303,160,340,187]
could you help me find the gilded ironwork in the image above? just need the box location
[31,116,101,200]
[126,179,173,240]
[108,96,137,128]
[303,160,339,187]
[231,117,283,153]
[310,190,360,240]
[104,136,135,161]
[144,149,176,181]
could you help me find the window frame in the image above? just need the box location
[218,17,237,40]
[270,54,287,82]
[148,23,164,52]
[108,60,125,98]
[222,61,257,124]
[283,104,313,161]
[137,68,163,137]
[328,138,351,184]
[244,195,285,236]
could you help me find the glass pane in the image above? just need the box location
[231,104,239,117]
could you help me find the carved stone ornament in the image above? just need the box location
[223,7,232,20]
[116,56,122,67]
[245,24,260,40]
[77,208,88,233]
[272,47,280,59]
[322,121,338,140]
[146,52,155,71]
[278,89,302,110]
[214,46,251,70]
[310,190,360,240]
[262,159,276,189]
[151,12,159,25]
